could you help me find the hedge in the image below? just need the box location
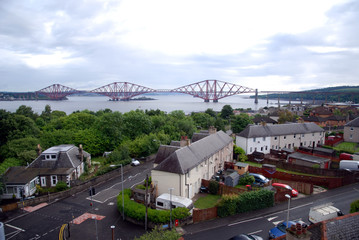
[117,189,190,224]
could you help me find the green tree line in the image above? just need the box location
[0,104,254,173]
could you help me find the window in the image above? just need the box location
[157,201,164,207]
[41,177,46,187]
[304,141,306,146]
[261,147,263,151]
[284,136,286,139]
[351,127,354,131]
[294,134,296,138]
[263,137,266,141]
[274,136,277,140]
[30,180,36,189]
[250,147,252,152]
[320,132,322,136]
[312,133,315,136]
[253,138,256,142]
[302,134,304,137]
[272,145,274,149]
[265,146,268,150]
[51,175,57,186]
[350,134,353,139]
[51,154,56,159]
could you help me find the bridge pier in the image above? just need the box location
[213,99,218,102]
[204,99,210,102]
[254,89,258,104]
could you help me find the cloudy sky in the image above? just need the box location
[1,0,358,92]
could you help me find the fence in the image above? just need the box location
[193,207,217,223]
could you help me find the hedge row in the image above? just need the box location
[117,189,190,224]
[217,189,274,217]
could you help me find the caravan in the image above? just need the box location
[156,193,194,214]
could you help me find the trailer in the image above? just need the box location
[155,193,193,214]
[339,160,359,171]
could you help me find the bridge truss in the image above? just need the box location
[171,80,256,102]
[90,82,157,101]
[36,84,79,100]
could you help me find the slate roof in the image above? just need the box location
[235,162,248,168]
[154,145,180,165]
[191,132,210,143]
[252,116,278,124]
[28,144,89,169]
[237,123,324,138]
[153,131,233,174]
[345,116,359,127]
[308,211,359,240]
[4,166,38,185]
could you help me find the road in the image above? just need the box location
[182,182,359,240]
[3,160,359,240]
[4,161,153,240]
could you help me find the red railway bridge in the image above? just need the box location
[34,80,259,102]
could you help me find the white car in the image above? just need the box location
[131,159,140,166]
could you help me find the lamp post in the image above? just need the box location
[92,216,98,240]
[169,188,174,229]
[121,164,124,221]
[111,225,115,240]
[285,194,291,228]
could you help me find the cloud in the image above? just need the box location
[0,0,358,93]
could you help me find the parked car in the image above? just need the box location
[272,183,298,197]
[229,233,263,240]
[131,159,140,166]
[269,221,296,239]
[249,173,269,187]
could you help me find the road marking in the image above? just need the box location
[267,216,278,221]
[72,213,105,224]
[273,221,282,225]
[290,202,313,210]
[5,224,25,232]
[228,216,263,226]
[248,230,262,235]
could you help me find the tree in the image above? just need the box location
[15,105,38,121]
[205,108,217,117]
[278,110,295,124]
[122,110,153,140]
[191,112,215,129]
[350,199,359,213]
[134,226,181,240]
[231,113,252,133]
[221,105,234,120]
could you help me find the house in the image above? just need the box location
[252,116,278,125]
[2,144,90,199]
[236,123,325,155]
[344,116,359,143]
[151,130,233,199]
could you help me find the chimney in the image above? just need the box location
[79,144,84,162]
[186,136,191,146]
[286,223,311,240]
[36,144,42,156]
[180,136,191,147]
[209,126,217,134]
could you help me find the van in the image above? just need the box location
[339,160,359,171]
[156,193,194,214]
[308,203,343,224]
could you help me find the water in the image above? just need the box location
[0,94,293,115]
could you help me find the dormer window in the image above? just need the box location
[44,154,57,160]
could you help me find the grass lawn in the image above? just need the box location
[334,142,359,154]
[194,194,221,209]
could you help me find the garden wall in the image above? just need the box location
[193,207,217,223]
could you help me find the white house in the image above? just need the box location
[151,130,233,199]
[236,123,325,155]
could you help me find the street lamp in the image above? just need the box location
[169,188,174,229]
[111,225,115,240]
[285,194,291,228]
[121,164,124,221]
[92,216,98,240]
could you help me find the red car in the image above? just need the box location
[272,183,298,197]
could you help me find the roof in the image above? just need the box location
[308,212,359,240]
[235,162,248,168]
[4,167,38,185]
[157,193,192,205]
[237,123,324,138]
[153,131,233,174]
[288,152,330,163]
[345,116,359,127]
[154,145,180,165]
[28,144,89,169]
[191,132,210,143]
[252,116,278,124]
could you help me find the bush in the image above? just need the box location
[55,181,69,191]
[238,173,255,186]
[217,189,274,217]
[350,199,359,213]
[117,189,190,224]
[209,181,219,195]
[134,226,181,240]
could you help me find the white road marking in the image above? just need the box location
[228,216,263,226]
[267,216,278,221]
[5,224,25,232]
[273,220,282,225]
[248,230,262,235]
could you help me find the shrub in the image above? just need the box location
[55,181,69,192]
[238,173,255,186]
[350,199,359,213]
[209,180,219,195]
[134,226,181,240]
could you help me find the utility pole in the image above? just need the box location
[145,174,149,231]
[121,164,124,220]
[169,188,174,229]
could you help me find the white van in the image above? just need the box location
[309,203,343,224]
[339,160,359,171]
[156,193,194,214]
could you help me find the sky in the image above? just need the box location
[1,0,358,92]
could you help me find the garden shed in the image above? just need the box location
[224,171,240,187]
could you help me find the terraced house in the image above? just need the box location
[236,122,325,155]
[151,130,233,199]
